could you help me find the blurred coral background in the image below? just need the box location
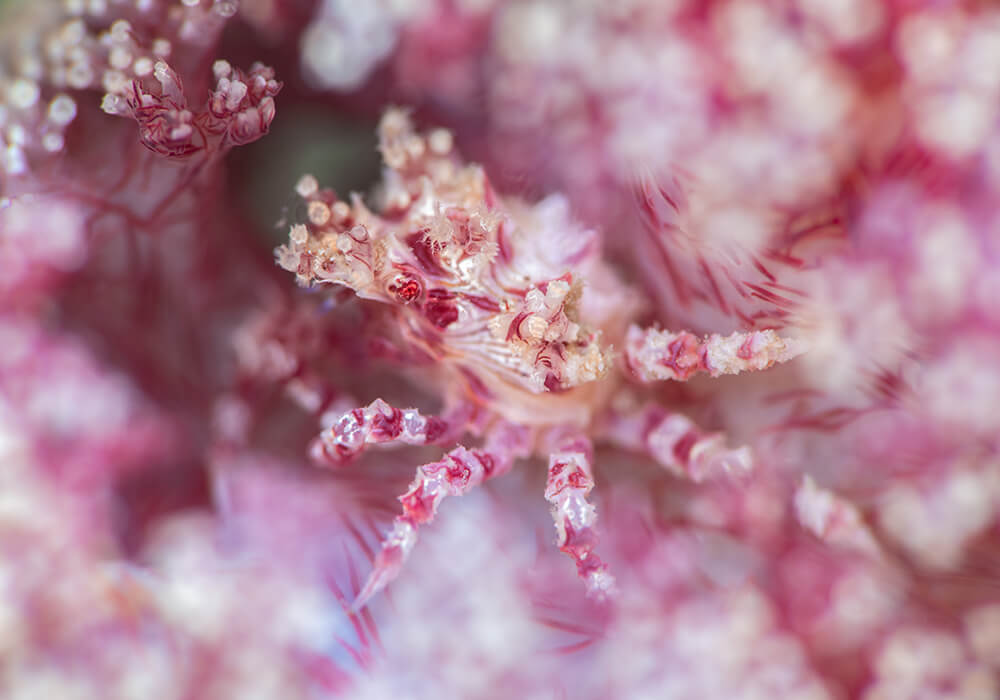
[3,1,1000,698]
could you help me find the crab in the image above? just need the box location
[275,110,802,608]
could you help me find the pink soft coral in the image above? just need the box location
[5,0,1000,698]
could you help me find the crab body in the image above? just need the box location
[276,111,801,606]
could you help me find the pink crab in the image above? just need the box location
[276,110,802,608]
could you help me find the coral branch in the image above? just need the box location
[314,399,450,466]
[602,404,753,483]
[0,2,244,180]
[544,436,615,598]
[625,325,803,382]
[102,59,280,158]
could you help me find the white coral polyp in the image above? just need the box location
[0,195,87,285]
[300,0,424,90]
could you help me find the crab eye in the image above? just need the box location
[388,275,422,304]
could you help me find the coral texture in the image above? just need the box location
[3,0,1000,699]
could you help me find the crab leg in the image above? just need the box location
[625,325,803,382]
[794,476,882,558]
[601,403,753,483]
[353,424,531,609]
[313,398,455,466]
[544,434,616,598]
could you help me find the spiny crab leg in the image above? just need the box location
[353,424,532,610]
[601,403,753,483]
[794,475,882,558]
[625,325,803,382]
[312,398,453,466]
[544,434,616,599]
